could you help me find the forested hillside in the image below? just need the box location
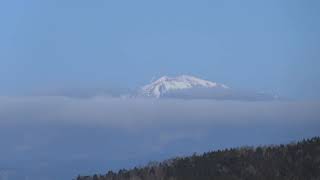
[76,137,320,180]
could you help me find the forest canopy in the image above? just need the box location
[76,137,320,180]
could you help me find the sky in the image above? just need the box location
[0,0,320,99]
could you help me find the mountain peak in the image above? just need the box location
[141,75,229,98]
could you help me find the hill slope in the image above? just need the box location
[76,137,320,180]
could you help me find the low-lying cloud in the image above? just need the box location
[0,96,319,180]
[0,96,319,128]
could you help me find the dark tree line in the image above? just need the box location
[76,137,320,180]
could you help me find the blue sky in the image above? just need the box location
[1,0,320,99]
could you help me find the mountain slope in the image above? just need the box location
[76,137,320,180]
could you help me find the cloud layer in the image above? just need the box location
[0,96,319,180]
[0,96,319,127]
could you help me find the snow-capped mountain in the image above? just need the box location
[141,75,229,98]
[44,75,278,101]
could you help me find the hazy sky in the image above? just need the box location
[1,0,320,98]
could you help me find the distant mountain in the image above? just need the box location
[140,75,229,98]
[33,75,279,101]
[76,136,320,180]
[139,75,278,101]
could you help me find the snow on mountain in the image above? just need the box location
[141,75,229,98]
